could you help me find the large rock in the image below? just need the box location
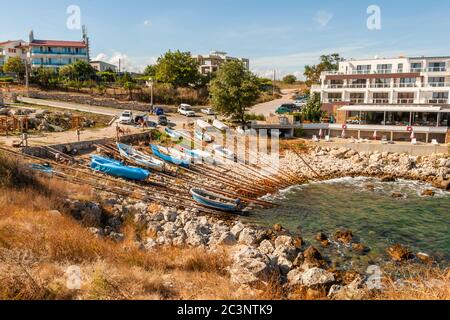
[334,230,353,245]
[303,246,327,269]
[387,244,414,262]
[258,240,275,255]
[274,235,294,248]
[183,220,211,247]
[238,228,258,246]
[231,222,245,238]
[273,244,297,261]
[287,269,303,286]
[301,268,335,287]
[215,232,237,246]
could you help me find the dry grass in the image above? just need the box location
[374,267,450,300]
[0,154,243,300]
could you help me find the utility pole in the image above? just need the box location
[272,69,276,97]
[118,59,121,73]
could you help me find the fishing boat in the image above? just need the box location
[212,144,236,161]
[165,127,184,141]
[194,130,214,143]
[29,163,53,174]
[150,145,191,168]
[190,188,243,212]
[212,119,229,132]
[117,143,164,170]
[181,148,216,164]
[90,155,150,181]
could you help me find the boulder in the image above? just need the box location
[352,243,370,254]
[184,220,210,247]
[387,244,414,262]
[276,255,294,275]
[273,224,284,232]
[381,175,396,182]
[303,246,327,269]
[274,235,294,248]
[273,244,297,261]
[238,228,258,246]
[421,189,435,197]
[287,269,303,286]
[230,258,276,285]
[258,240,275,255]
[417,252,433,265]
[301,268,335,287]
[215,232,237,246]
[231,222,245,238]
[334,230,353,245]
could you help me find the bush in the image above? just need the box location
[0,77,14,83]
[245,113,266,121]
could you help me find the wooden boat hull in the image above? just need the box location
[90,155,150,181]
[150,145,190,168]
[190,188,242,212]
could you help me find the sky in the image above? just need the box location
[2,0,450,79]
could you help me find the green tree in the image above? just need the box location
[302,92,324,122]
[31,68,58,89]
[3,57,26,81]
[154,50,200,87]
[143,64,157,77]
[304,53,343,86]
[210,61,260,124]
[283,74,297,84]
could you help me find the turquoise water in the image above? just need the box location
[244,178,450,268]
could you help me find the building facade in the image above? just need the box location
[0,40,28,67]
[27,31,89,69]
[90,60,117,72]
[194,51,250,75]
[311,56,450,143]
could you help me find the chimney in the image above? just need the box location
[29,30,34,43]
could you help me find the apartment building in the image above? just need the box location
[0,40,28,67]
[311,56,450,143]
[194,51,250,75]
[27,31,89,69]
[90,60,118,72]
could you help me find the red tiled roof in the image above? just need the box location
[0,40,20,46]
[30,39,87,48]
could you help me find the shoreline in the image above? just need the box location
[84,144,449,299]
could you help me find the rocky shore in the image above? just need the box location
[61,145,449,299]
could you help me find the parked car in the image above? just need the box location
[119,111,134,124]
[201,108,216,115]
[158,115,169,126]
[178,104,196,117]
[154,107,165,116]
[275,104,297,115]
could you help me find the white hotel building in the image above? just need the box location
[311,56,450,143]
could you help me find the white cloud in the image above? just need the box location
[93,51,157,73]
[143,20,152,27]
[314,10,333,28]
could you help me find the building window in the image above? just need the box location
[411,63,422,72]
[355,65,371,74]
[376,64,392,74]
[398,63,404,72]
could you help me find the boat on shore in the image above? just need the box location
[212,144,236,161]
[213,119,229,132]
[190,188,243,212]
[165,128,184,141]
[150,145,191,168]
[181,148,216,164]
[90,155,150,181]
[194,130,214,143]
[117,143,164,170]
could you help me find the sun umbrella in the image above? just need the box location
[373,131,378,140]
[341,129,346,138]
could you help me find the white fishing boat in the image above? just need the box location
[212,144,236,161]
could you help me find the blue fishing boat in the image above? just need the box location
[90,155,150,181]
[190,188,243,212]
[117,143,164,170]
[165,128,184,141]
[29,163,53,174]
[150,145,190,168]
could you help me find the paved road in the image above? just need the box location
[17,96,213,127]
[249,90,296,117]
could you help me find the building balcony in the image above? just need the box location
[371,99,390,104]
[427,67,447,72]
[350,99,365,104]
[370,83,391,88]
[393,83,417,88]
[30,50,87,56]
[31,61,72,67]
[326,98,343,103]
[427,82,450,88]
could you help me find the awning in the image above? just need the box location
[339,105,442,113]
